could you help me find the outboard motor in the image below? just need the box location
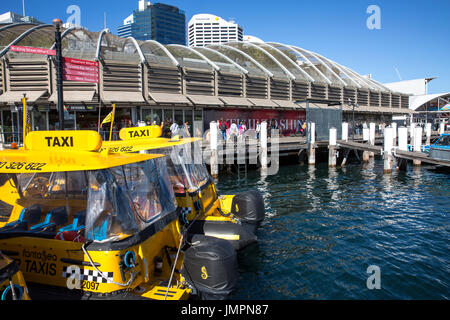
[182,235,238,300]
[187,220,257,251]
[230,190,265,234]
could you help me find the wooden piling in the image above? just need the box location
[426,123,431,146]
[384,127,393,173]
[329,127,337,167]
[210,121,219,178]
[308,122,316,165]
[413,126,422,166]
[342,122,348,141]
[260,121,268,171]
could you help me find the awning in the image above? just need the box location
[219,96,253,107]
[247,98,278,108]
[102,91,145,103]
[148,92,191,105]
[186,95,224,106]
[0,90,47,104]
[272,99,300,109]
[48,90,96,103]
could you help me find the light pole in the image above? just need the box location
[53,18,64,130]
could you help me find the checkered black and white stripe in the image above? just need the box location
[62,266,114,284]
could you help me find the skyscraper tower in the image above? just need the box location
[188,14,243,47]
[117,1,186,45]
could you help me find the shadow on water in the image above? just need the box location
[217,160,450,300]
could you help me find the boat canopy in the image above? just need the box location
[0,130,177,243]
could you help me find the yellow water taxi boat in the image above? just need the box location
[101,125,265,250]
[0,130,238,300]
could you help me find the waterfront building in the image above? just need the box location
[117,0,186,45]
[384,78,449,127]
[188,14,243,47]
[0,11,43,24]
[0,24,413,145]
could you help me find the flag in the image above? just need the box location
[101,111,113,126]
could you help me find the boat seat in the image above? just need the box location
[3,204,42,230]
[58,210,86,233]
[30,206,68,232]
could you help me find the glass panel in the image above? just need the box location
[226,42,288,79]
[165,45,212,70]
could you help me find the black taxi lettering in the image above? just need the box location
[128,129,149,138]
[45,136,74,147]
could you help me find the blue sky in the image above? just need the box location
[2,0,449,93]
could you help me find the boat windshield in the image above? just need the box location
[85,157,176,242]
[0,157,177,243]
[435,135,450,146]
[150,141,210,194]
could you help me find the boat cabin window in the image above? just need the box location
[0,157,177,244]
[85,158,177,242]
[435,135,449,146]
[151,141,211,193]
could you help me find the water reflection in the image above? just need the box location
[216,160,450,299]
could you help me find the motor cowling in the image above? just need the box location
[230,190,265,233]
[182,235,238,300]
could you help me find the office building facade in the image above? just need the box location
[188,14,243,47]
[117,1,186,45]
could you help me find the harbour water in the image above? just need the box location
[216,160,449,299]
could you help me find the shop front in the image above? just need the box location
[203,108,306,136]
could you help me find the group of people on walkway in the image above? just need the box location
[218,119,251,141]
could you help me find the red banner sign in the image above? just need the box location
[63,74,99,84]
[62,57,99,84]
[62,57,99,67]
[9,45,56,56]
[9,46,99,83]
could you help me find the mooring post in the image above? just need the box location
[329,127,337,167]
[362,127,370,162]
[210,121,219,178]
[413,126,423,166]
[397,126,408,171]
[425,123,431,146]
[384,127,393,173]
[342,122,348,141]
[392,122,397,147]
[410,122,415,146]
[260,120,268,171]
[440,122,445,134]
[308,122,316,165]
[369,122,375,157]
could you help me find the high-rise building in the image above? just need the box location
[117,1,186,45]
[188,14,243,47]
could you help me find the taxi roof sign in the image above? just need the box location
[119,125,162,141]
[25,130,103,151]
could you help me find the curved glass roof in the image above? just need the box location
[192,46,245,75]
[207,44,269,77]
[60,28,99,60]
[140,40,179,67]
[254,43,313,82]
[226,42,289,79]
[0,23,399,94]
[165,44,212,70]
[266,42,331,84]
